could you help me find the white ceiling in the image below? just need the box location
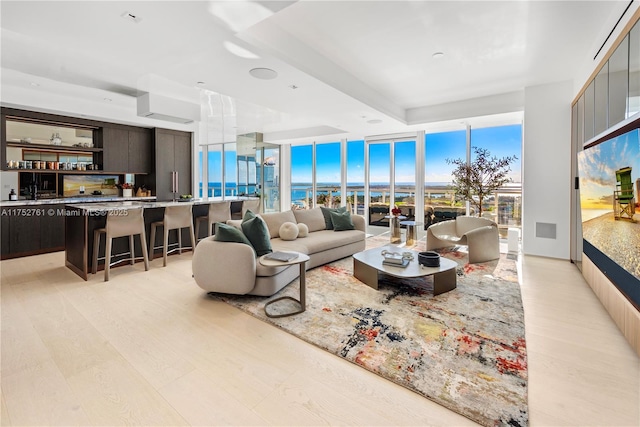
[0,1,633,142]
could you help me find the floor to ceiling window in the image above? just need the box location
[315,142,341,207]
[257,144,280,213]
[470,124,523,234]
[207,144,223,197]
[281,123,521,233]
[198,146,204,198]
[291,144,313,209]
[367,142,391,225]
[424,129,467,226]
[346,140,365,214]
[224,143,237,197]
[394,140,416,219]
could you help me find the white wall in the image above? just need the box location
[522,81,573,259]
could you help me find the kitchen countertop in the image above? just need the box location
[66,196,256,211]
[0,196,255,208]
[0,196,157,207]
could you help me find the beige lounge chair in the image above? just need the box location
[426,216,500,263]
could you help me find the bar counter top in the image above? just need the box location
[66,196,256,211]
[0,196,156,207]
[1,195,257,208]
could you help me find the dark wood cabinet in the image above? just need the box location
[40,204,65,249]
[9,211,41,255]
[102,127,151,173]
[1,212,10,257]
[154,129,192,201]
[1,204,65,259]
[128,130,152,174]
[102,127,129,172]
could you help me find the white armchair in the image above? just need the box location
[426,216,500,263]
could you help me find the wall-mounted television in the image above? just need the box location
[577,128,640,309]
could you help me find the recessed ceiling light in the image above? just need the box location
[249,68,278,80]
[196,81,205,86]
[289,85,299,90]
[30,82,40,87]
[367,119,382,124]
[121,11,142,23]
[103,98,112,102]
[223,41,260,59]
[432,52,445,59]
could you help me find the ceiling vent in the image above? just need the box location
[137,93,200,124]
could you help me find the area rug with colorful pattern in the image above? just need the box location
[214,235,528,427]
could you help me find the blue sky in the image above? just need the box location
[292,125,522,184]
[203,124,523,185]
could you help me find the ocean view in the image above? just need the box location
[199,181,457,202]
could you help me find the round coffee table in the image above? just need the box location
[259,251,310,318]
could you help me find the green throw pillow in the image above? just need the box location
[241,212,272,256]
[329,210,355,231]
[320,206,347,230]
[213,223,253,248]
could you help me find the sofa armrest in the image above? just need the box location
[352,214,366,232]
[192,237,257,294]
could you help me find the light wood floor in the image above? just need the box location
[1,246,639,426]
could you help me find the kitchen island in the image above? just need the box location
[64,198,254,280]
[0,196,156,260]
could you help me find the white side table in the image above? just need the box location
[259,252,310,318]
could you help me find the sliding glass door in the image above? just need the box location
[365,137,417,226]
[394,140,416,220]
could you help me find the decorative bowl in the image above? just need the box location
[418,251,440,267]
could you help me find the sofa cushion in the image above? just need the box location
[297,223,309,237]
[213,223,253,248]
[292,207,326,232]
[279,222,299,241]
[320,206,347,230]
[272,229,364,254]
[260,210,297,239]
[241,212,272,256]
[225,219,243,230]
[330,210,355,231]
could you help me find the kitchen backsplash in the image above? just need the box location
[63,175,120,197]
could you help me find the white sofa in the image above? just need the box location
[192,208,366,296]
[426,216,500,263]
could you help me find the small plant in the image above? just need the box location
[447,147,516,217]
[391,205,402,216]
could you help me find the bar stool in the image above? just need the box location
[92,207,149,282]
[241,198,261,218]
[194,201,231,241]
[149,204,196,267]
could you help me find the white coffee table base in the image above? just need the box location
[353,246,457,296]
[260,252,310,318]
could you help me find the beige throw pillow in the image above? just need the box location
[292,207,326,232]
